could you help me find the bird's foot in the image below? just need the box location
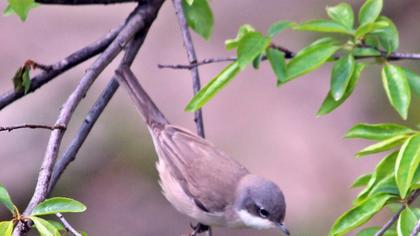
[190,223,212,236]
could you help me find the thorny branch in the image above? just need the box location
[55,213,82,236]
[0,124,65,132]
[172,0,205,138]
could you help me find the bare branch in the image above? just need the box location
[172,0,205,138]
[36,0,136,4]
[158,56,236,69]
[375,190,420,236]
[56,213,82,236]
[410,219,420,236]
[0,24,124,111]
[0,124,65,132]
[49,30,150,193]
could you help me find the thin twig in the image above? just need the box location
[0,24,125,111]
[375,190,420,236]
[410,219,420,236]
[56,213,81,236]
[36,0,136,4]
[49,28,152,193]
[14,1,165,235]
[172,0,205,138]
[0,124,65,132]
[158,57,236,69]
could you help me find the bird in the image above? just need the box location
[115,67,289,236]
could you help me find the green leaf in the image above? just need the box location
[358,0,383,26]
[31,216,60,236]
[225,24,255,50]
[252,54,263,69]
[356,135,408,157]
[352,47,381,57]
[32,197,86,216]
[186,62,240,112]
[382,64,411,120]
[397,207,417,236]
[182,0,213,40]
[403,68,420,96]
[355,151,398,204]
[295,19,352,34]
[267,21,291,38]
[237,32,271,70]
[3,5,14,16]
[357,227,397,236]
[266,48,287,86]
[0,185,15,214]
[345,123,413,141]
[47,220,65,231]
[368,174,399,197]
[317,63,365,116]
[287,37,340,81]
[22,68,31,94]
[355,21,388,39]
[372,16,399,53]
[395,135,420,198]
[0,221,14,236]
[352,174,372,188]
[331,53,355,100]
[185,0,194,5]
[326,3,354,30]
[8,0,36,21]
[330,194,393,236]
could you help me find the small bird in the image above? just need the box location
[116,67,289,236]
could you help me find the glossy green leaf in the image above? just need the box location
[345,123,413,141]
[382,64,411,120]
[356,135,408,157]
[355,152,398,204]
[352,174,372,188]
[31,216,60,236]
[358,0,383,26]
[252,54,263,69]
[368,174,399,197]
[47,220,65,231]
[397,207,417,236]
[3,5,14,16]
[32,197,86,216]
[403,68,420,96]
[287,37,340,81]
[330,194,393,236]
[0,185,15,214]
[352,47,381,57]
[326,3,354,30]
[331,53,355,100]
[182,0,213,40]
[355,21,388,39]
[8,0,36,21]
[225,24,255,50]
[22,68,31,94]
[372,16,399,53]
[357,227,397,236]
[295,19,352,34]
[237,32,271,70]
[0,221,13,236]
[317,63,365,116]
[185,0,194,5]
[186,62,240,112]
[267,21,291,38]
[266,48,287,86]
[395,135,420,198]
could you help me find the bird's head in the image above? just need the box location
[234,175,289,235]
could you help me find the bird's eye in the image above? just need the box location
[258,208,270,218]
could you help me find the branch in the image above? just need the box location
[0,24,124,111]
[55,213,81,236]
[35,0,136,4]
[410,219,420,236]
[48,30,150,193]
[375,190,420,236]
[0,124,65,132]
[171,0,205,138]
[158,56,236,69]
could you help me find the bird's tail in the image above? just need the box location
[116,67,169,127]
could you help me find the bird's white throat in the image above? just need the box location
[237,210,275,229]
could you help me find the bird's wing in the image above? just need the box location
[156,125,249,213]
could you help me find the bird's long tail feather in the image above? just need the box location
[116,67,168,126]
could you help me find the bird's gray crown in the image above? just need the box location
[234,174,287,229]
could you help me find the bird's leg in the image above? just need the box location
[190,223,211,236]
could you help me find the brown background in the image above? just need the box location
[0,0,419,235]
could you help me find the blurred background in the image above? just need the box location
[0,0,419,235]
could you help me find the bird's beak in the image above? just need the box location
[276,223,290,235]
